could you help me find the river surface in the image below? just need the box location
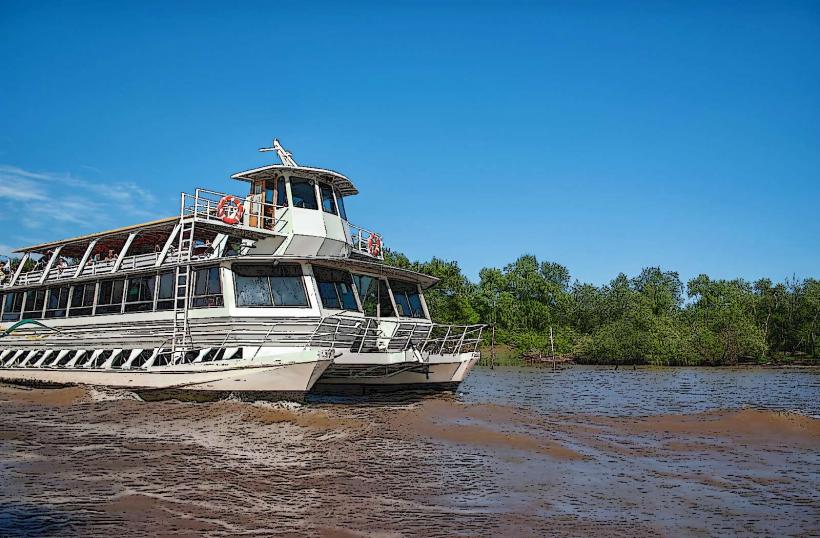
[1,366,818,537]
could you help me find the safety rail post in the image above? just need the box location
[438,326,452,355]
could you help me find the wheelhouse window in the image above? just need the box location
[266,177,287,207]
[125,275,155,313]
[234,263,309,307]
[314,266,358,311]
[290,178,318,210]
[68,283,95,317]
[156,271,175,310]
[389,280,426,318]
[336,189,348,221]
[352,274,395,317]
[45,287,70,318]
[192,266,223,308]
[23,289,46,319]
[2,292,23,321]
[320,183,337,215]
[96,279,125,314]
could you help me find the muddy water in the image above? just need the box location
[0,367,818,537]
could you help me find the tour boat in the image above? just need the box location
[0,140,483,400]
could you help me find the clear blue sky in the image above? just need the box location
[1,1,818,286]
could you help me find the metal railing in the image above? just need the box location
[348,223,384,260]
[181,188,287,233]
[351,318,484,356]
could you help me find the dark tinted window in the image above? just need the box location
[125,275,155,313]
[352,274,395,317]
[389,280,426,318]
[314,266,358,311]
[156,271,174,310]
[69,283,95,317]
[290,179,318,210]
[45,287,70,318]
[234,264,308,307]
[97,279,125,314]
[320,183,337,215]
[336,190,347,220]
[23,289,46,319]
[277,178,288,207]
[192,266,223,308]
[2,292,23,321]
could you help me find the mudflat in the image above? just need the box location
[1,366,818,537]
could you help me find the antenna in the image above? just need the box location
[259,138,298,167]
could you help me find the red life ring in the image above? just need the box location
[367,235,382,257]
[216,195,244,225]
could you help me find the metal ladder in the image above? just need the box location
[170,217,195,358]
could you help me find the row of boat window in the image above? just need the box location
[256,177,348,219]
[0,264,427,321]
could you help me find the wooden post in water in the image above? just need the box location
[490,325,496,370]
[549,326,556,371]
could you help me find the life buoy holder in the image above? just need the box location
[216,195,244,225]
[367,235,382,257]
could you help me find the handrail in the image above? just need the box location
[348,222,384,260]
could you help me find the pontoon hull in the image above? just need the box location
[312,352,479,395]
[0,359,331,401]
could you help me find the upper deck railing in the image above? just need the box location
[0,187,386,289]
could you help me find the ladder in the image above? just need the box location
[170,217,195,358]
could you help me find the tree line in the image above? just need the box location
[385,251,819,366]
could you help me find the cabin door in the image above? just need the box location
[248,179,264,228]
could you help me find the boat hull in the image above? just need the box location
[0,359,331,401]
[312,352,479,395]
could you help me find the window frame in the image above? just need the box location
[68,282,96,317]
[45,286,70,319]
[388,279,427,319]
[319,182,338,215]
[232,263,311,308]
[289,177,318,210]
[124,274,156,313]
[313,265,360,312]
[2,292,24,322]
[190,266,224,308]
[95,278,126,315]
[352,273,397,318]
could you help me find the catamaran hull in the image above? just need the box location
[0,359,331,401]
[312,352,479,395]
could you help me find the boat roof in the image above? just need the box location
[14,217,180,256]
[292,256,439,288]
[231,165,359,196]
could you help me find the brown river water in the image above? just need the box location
[1,366,818,537]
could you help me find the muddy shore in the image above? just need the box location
[1,371,818,536]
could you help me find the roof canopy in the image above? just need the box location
[231,165,358,197]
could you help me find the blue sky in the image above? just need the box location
[1,1,818,286]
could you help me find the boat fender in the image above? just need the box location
[217,195,245,225]
[367,235,382,257]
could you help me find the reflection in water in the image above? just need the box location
[0,367,818,536]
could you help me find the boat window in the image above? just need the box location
[313,266,358,311]
[156,271,175,310]
[277,177,288,207]
[23,289,46,319]
[2,292,24,321]
[45,287,70,318]
[191,266,223,308]
[352,274,395,317]
[389,280,426,318]
[320,183,337,215]
[233,263,309,307]
[96,279,125,314]
[68,283,96,317]
[290,178,318,210]
[335,190,348,221]
[125,275,156,313]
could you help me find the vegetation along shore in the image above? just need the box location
[384,251,819,367]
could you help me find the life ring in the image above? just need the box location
[367,235,382,257]
[216,195,244,225]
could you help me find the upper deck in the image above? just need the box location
[0,140,388,291]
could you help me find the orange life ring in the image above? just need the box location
[216,195,244,225]
[367,235,382,257]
